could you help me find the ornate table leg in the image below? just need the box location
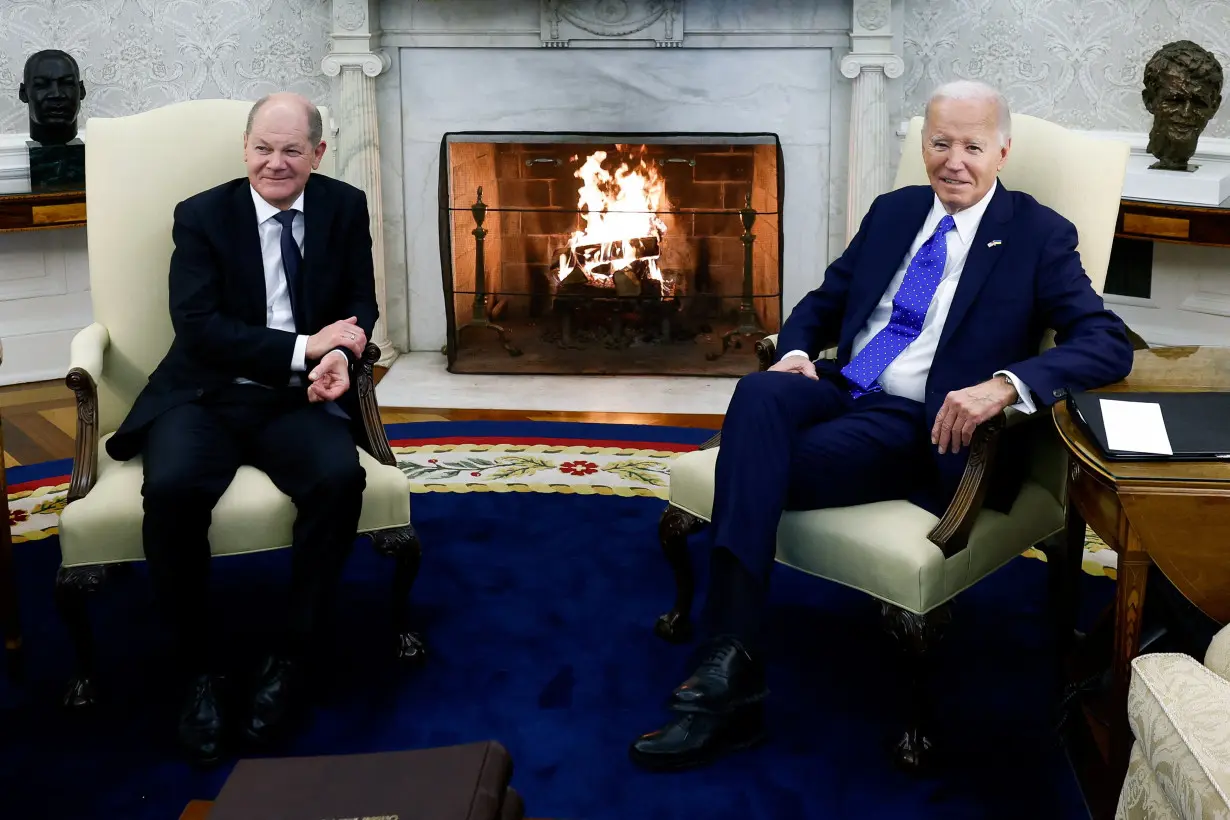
[1111,523,1152,776]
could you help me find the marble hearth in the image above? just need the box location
[344,0,906,360]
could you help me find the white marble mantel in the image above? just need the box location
[333,0,905,353]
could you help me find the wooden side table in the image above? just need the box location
[1054,345,1230,812]
[1117,195,1230,249]
[0,338,22,679]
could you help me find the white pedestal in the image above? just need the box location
[1122,154,1230,206]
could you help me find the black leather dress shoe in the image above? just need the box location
[178,674,228,767]
[242,655,301,746]
[629,637,770,771]
[670,637,767,713]
[629,705,766,771]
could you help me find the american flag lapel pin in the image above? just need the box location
[987,239,1002,248]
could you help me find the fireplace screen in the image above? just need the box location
[439,132,783,376]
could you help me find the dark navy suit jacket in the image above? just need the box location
[775,182,1135,511]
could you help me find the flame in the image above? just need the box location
[557,147,668,287]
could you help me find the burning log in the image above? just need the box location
[569,235,660,266]
[559,266,588,287]
[612,269,640,298]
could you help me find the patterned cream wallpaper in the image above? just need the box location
[4,1,1227,140]
[0,0,333,135]
[903,0,1230,139]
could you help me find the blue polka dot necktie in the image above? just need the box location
[272,209,305,333]
[841,214,956,398]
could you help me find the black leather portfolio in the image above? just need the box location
[1067,391,1230,462]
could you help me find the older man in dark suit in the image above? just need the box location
[107,92,377,765]
[629,80,1136,770]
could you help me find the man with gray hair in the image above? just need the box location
[629,79,1134,771]
[107,91,379,766]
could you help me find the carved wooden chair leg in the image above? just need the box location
[371,524,427,665]
[654,505,704,644]
[882,602,952,772]
[55,565,108,708]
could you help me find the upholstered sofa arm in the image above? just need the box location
[1123,651,1230,816]
[356,341,396,467]
[65,324,110,503]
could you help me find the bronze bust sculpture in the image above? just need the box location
[1142,40,1223,171]
[18,49,86,146]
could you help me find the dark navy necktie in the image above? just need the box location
[841,214,956,398]
[272,209,304,332]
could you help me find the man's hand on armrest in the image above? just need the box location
[767,349,818,380]
[931,376,1021,455]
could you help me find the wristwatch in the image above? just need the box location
[995,372,1019,401]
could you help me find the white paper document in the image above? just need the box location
[1100,399,1173,455]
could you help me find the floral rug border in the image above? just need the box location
[8,442,1118,579]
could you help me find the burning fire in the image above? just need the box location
[557,147,669,289]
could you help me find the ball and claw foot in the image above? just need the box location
[397,631,428,665]
[63,676,98,709]
[654,611,693,644]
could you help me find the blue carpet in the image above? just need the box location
[1,421,1105,819]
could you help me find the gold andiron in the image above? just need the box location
[707,194,767,360]
[457,186,521,357]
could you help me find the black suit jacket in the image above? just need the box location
[107,173,379,462]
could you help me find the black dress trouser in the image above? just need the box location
[139,383,365,672]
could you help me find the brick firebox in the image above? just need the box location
[443,134,782,376]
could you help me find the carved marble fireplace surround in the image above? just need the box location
[326,0,904,358]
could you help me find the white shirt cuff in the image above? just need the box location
[291,334,308,372]
[995,370,1036,414]
[782,349,811,361]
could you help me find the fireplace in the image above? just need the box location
[439,133,783,376]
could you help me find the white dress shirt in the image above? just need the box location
[785,180,1036,414]
[239,187,347,389]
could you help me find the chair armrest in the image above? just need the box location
[355,341,396,467]
[927,406,1053,558]
[755,334,779,372]
[64,323,110,503]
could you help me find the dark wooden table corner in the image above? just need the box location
[1053,345,1230,819]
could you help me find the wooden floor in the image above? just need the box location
[2,377,722,467]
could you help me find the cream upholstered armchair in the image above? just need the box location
[56,100,422,708]
[655,113,1132,769]
[1117,625,1230,819]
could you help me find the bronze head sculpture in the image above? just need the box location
[18,50,86,145]
[1142,40,1223,171]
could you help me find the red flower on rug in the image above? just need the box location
[559,460,599,476]
[9,508,28,527]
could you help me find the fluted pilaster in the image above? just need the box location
[325,0,395,365]
[843,0,903,244]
